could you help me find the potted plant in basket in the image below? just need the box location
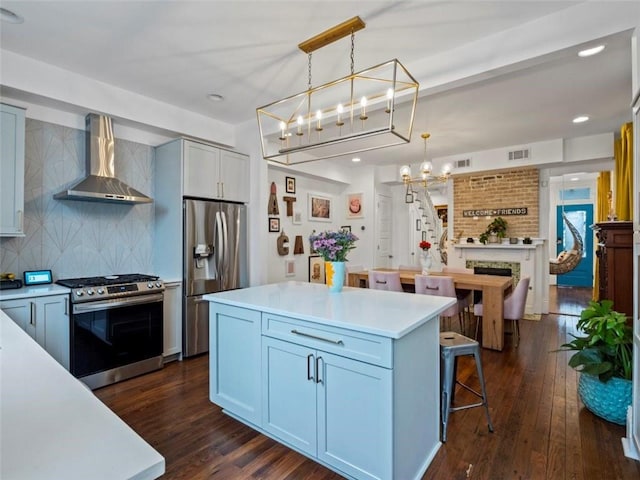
[557,299,632,425]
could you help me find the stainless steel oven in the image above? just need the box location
[57,274,164,390]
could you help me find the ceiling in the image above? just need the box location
[0,1,636,169]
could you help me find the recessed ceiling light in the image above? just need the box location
[572,115,589,124]
[207,93,224,102]
[351,157,361,163]
[570,177,579,181]
[0,7,24,24]
[578,45,605,57]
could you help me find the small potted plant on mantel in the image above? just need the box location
[479,216,508,244]
[557,299,632,425]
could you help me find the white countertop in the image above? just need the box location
[0,284,70,301]
[0,311,165,480]
[205,281,456,339]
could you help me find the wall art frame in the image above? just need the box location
[346,192,364,219]
[285,258,296,277]
[285,176,296,194]
[308,192,332,222]
[308,255,325,284]
[435,204,448,227]
[269,217,280,232]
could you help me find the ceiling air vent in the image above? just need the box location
[454,158,470,169]
[508,148,530,161]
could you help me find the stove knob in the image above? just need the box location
[86,289,94,295]
[76,290,84,297]
[155,282,162,288]
[147,282,154,289]
[97,288,104,295]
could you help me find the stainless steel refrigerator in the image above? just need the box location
[183,198,248,357]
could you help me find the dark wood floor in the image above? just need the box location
[95,287,640,479]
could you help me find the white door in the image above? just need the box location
[375,193,392,268]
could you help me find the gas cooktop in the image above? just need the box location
[57,274,163,303]
[57,274,159,289]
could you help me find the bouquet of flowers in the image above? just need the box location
[419,240,431,251]
[309,229,359,262]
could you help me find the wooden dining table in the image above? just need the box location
[347,269,513,351]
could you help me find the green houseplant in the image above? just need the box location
[479,216,508,244]
[558,299,632,424]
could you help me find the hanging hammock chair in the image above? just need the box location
[549,212,584,275]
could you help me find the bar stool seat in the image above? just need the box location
[439,331,494,442]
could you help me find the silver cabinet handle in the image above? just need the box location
[17,210,23,232]
[315,356,323,384]
[221,182,224,198]
[291,329,344,345]
[30,301,35,326]
[307,354,314,381]
[64,297,69,316]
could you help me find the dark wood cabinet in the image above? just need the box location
[594,221,633,317]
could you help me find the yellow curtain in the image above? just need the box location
[615,122,633,220]
[593,171,611,300]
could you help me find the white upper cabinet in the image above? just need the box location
[218,149,249,203]
[0,103,26,237]
[183,141,220,199]
[183,140,249,203]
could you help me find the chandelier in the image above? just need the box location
[256,16,419,165]
[400,133,451,203]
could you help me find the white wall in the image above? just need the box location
[265,165,379,284]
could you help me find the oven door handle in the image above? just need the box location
[72,293,164,313]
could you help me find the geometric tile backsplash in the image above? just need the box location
[0,118,155,280]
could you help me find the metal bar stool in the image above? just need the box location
[439,331,494,442]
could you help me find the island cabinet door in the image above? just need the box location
[317,352,393,480]
[209,304,262,426]
[262,336,317,456]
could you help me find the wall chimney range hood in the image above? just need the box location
[54,114,153,204]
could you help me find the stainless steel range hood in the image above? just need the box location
[54,114,153,204]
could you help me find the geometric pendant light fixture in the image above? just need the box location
[256,16,419,165]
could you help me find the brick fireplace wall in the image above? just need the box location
[452,168,539,239]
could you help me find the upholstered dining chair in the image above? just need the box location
[473,276,530,346]
[368,271,403,292]
[414,275,464,333]
[442,266,474,331]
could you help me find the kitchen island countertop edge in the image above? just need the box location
[204,281,455,339]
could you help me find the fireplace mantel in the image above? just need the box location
[454,239,545,261]
[448,239,548,314]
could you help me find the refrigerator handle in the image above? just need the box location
[215,211,223,281]
[221,211,229,287]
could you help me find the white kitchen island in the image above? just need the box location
[0,310,164,480]
[205,281,455,480]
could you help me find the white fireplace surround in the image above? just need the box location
[449,239,548,315]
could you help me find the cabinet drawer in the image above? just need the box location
[262,313,392,368]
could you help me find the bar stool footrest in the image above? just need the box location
[451,402,485,412]
[456,380,483,399]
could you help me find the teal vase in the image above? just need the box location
[325,261,345,292]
